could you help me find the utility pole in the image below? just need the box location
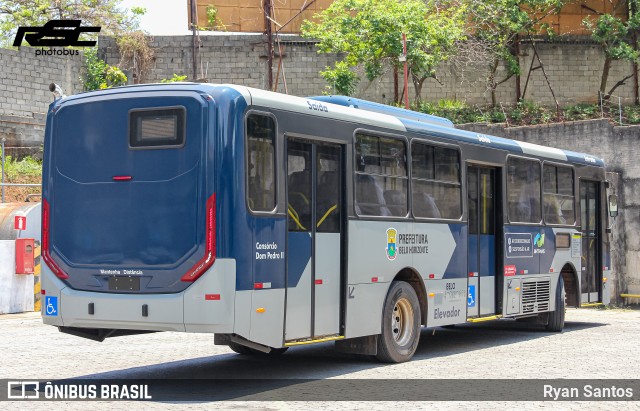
[264,0,274,90]
[190,0,198,81]
[401,33,409,109]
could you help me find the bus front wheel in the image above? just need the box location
[376,281,421,363]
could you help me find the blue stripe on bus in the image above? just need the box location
[467,234,496,277]
[286,232,312,288]
[443,224,467,279]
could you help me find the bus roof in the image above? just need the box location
[50,83,605,167]
[309,94,604,168]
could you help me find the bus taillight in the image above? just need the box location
[181,194,216,282]
[42,198,69,280]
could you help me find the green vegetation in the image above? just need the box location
[468,0,565,106]
[161,74,188,83]
[204,5,226,31]
[2,155,41,179]
[320,62,358,96]
[583,0,640,96]
[0,155,42,203]
[302,0,467,102]
[410,99,640,126]
[303,0,565,105]
[83,48,127,91]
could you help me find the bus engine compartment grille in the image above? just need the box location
[521,278,551,314]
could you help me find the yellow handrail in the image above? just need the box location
[287,204,307,231]
[316,204,337,228]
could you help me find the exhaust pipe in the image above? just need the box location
[49,83,66,100]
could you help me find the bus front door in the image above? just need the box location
[285,138,344,342]
[580,180,602,304]
[467,165,499,318]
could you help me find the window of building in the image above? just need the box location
[247,114,276,212]
[355,133,407,217]
[411,142,461,219]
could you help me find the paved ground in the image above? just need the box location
[2,308,639,409]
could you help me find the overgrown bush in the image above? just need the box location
[2,155,42,179]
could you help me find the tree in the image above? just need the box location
[583,1,640,98]
[467,0,565,106]
[0,0,145,47]
[301,0,467,102]
[83,47,127,90]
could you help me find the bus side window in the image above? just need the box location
[246,114,276,212]
[411,141,461,219]
[543,164,575,225]
[507,157,541,223]
[354,133,407,217]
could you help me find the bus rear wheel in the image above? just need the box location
[228,341,288,356]
[376,281,421,363]
[545,276,566,332]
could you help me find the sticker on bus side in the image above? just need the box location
[467,285,476,307]
[45,296,58,316]
[505,233,533,258]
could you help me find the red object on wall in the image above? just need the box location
[14,215,26,230]
[15,238,35,274]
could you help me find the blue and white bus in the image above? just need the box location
[41,83,614,362]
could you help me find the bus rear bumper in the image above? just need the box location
[41,259,236,334]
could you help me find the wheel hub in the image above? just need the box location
[391,297,414,346]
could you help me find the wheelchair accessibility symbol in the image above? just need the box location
[45,296,58,316]
[467,285,476,308]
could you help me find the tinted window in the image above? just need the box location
[129,107,185,148]
[355,134,407,217]
[411,141,461,219]
[316,144,341,233]
[507,157,541,223]
[247,114,276,212]
[287,140,312,231]
[543,164,575,225]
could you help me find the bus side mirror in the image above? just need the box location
[608,194,618,218]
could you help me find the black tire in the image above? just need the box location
[376,281,421,363]
[228,341,289,356]
[546,276,566,332]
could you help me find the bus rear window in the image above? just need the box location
[129,107,185,148]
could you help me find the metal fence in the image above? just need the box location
[598,91,639,126]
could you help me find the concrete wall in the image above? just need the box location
[0,34,636,150]
[459,119,640,302]
[0,47,84,156]
[98,35,636,107]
